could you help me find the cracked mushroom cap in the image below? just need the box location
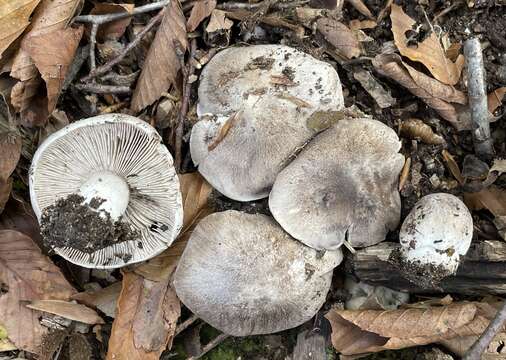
[269,118,404,250]
[29,114,183,269]
[399,193,473,276]
[190,44,344,201]
[174,210,343,336]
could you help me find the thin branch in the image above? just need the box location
[187,333,230,360]
[175,314,199,336]
[73,0,170,25]
[464,38,495,159]
[217,0,309,11]
[463,300,506,360]
[75,83,131,94]
[82,10,165,82]
[89,23,98,72]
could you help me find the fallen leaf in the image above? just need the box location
[399,118,445,144]
[206,9,233,33]
[317,18,361,59]
[27,300,104,324]
[22,26,83,113]
[346,0,373,18]
[0,178,12,214]
[398,156,410,191]
[390,4,464,85]
[442,149,465,184]
[487,87,506,114]
[0,196,42,244]
[187,0,217,32]
[208,113,240,151]
[10,76,47,127]
[326,302,492,356]
[373,53,467,129]
[0,131,21,181]
[490,159,506,175]
[72,283,122,318]
[353,69,395,108]
[90,3,134,41]
[349,19,377,31]
[0,230,75,353]
[106,272,181,360]
[131,0,188,112]
[0,0,42,59]
[464,185,506,217]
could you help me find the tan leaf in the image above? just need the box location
[487,87,506,114]
[187,0,217,32]
[0,230,75,353]
[349,19,377,31]
[131,0,188,112]
[442,149,464,185]
[90,3,134,41]
[27,300,104,324]
[206,9,233,33]
[346,0,373,18]
[106,272,181,360]
[71,282,122,318]
[0,0,41,59]
[0,178,12,214]
[326,302,480,356]
[134,172,213,281]
[464,185,506,217]
[390,4,464,85]
[208,112,239,152]
[399,118,445,144]
[22,26,83,113]
[10,76,48,127]
[373,53,467,129]
[317,18,361,59]
[0,131,21,181]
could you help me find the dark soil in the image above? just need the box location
[40,194,139,253]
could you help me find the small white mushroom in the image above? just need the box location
[344,277,409,310]
[397,193,473,283]
[29,114,183,269]
[269,118,404,250]
[191,44,344,201]
[174,210,343,336]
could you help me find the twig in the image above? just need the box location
[434,0,463,22]
[73,0,170,25]
[377,0,394,23]
[62,45,90,91]
[464,38,495,160]
[81,10,165,82]
[74,83,131,94]
[187,333,230,360]
[89,23,98,72]
[175,314,199,336]
[463,300,506,360]
[217,0,308,11]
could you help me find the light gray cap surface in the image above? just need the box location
[174,210,343,336]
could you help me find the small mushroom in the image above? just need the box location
[191,44,344,201]
[29,114,183,269]
[269,118,404,250]
[174,210,343,336]
[396,193,473,285]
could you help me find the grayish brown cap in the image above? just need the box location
[191,44,344,201]
[269,118,404,250]
[173,210,343,336]
[29,114,183,269]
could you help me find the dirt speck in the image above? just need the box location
[244,56,275,71]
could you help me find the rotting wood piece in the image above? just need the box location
[348,241,506,295]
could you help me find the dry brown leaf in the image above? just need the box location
[442,149,465,184]
[0,131,21,181]
[22,26,83,113]
[72,283,121,318]
[317,18,361,59]
[399,118,445,144]
[390,4,464,86]
[346,0,373,18]
[349,19,377,31]
[206,9,233,33]
[464,185,506,217]
[0,0,41,59]
[487,87,506,114]
[398,156,410,191]
[27,300,104,324]
[373,53,467,129]
[134,172,213,281]
[0,178,12,214]
[106,272,181,360]
[326,302,485,356]
[10,76,48,127]
[90,3,134,41]
[131,0,188,112]
[187,0,217,32]
[208,113,239,151]
[0,230,75,353]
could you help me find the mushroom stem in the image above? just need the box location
[463,38,494,160]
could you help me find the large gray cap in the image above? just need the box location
[269,118,404,250]
[173,210,343,336]
[191,44,344,201]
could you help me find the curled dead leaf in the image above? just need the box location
[399,118,445,144]
[206,9,233,33]
[487,87,506,114]
[317,18,361,59]
[346,0,373,18]
[90,3,134,41]
[27,300,104,325]
[71,283,122,318]
[390,4,464,85]
[187,0,217,32]
[442,149,464,185]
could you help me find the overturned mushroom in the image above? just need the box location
[174,210,343,336]
[30,114,183,269]
[191,44,344,201]
[269,118,404,250]
[393,193,473,287]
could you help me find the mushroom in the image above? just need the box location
[190,44,344,201]
[395,193,473,286]
[269,118,404,250]
[344,277,409,310]
[29,114,183,269]
[174,210,343,336]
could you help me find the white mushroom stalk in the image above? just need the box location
[191,44,344,201]
[29,114,183,269]
[394,193,473,287]
[174,210,343,336]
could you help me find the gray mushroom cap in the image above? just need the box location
[173,210,343,336]
[191,44,344,201]
[269,118,405,250]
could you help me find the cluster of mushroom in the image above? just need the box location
[29,44,474,337]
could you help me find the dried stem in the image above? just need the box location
[463,300,506,360]
[217,0,308,11]
[82,10,165,82]
[464,38,495,159]
[175,314,199,336]
[187,333,230,360]
[74,83,131,94]
[89,23,98,72]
